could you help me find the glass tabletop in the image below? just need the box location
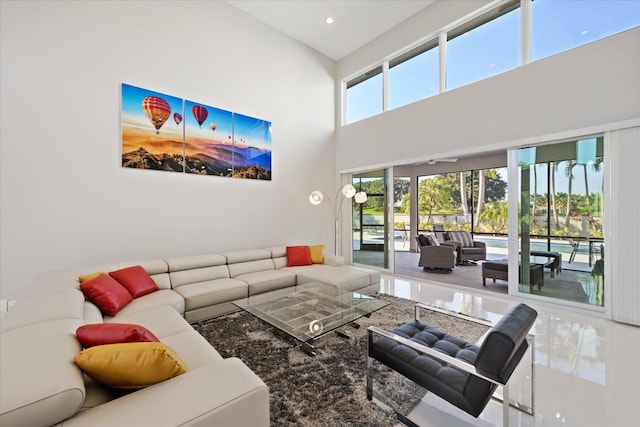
[232,282,390,344]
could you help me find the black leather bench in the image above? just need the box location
[367,303,537,423]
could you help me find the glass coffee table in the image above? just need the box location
[232,282,389,356]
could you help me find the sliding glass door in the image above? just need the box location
[517,137,605,307]
[352,169,390,269]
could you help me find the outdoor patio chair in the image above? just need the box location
[367,303,537,427]
[446,230,487,264]
[415,234,456,271]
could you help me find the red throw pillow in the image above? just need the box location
[287,246,312,267]
[76,323,160,348]
[80,274,133,316]
[109,265,159,298]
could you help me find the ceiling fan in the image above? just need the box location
[426,158,458,165]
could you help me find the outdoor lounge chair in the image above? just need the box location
[445,230,487,264]
[415,234,456,271]
[367,303,537,426]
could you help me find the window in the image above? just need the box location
[343,0,639,126]
[446,2,520,91]
[389,41,439,110]
[345,66,383,124]
[532,0,640,61]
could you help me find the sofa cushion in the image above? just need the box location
[160,329,224,369]
[172,278,248,311]
[79,274,133,316]
[0,319,86,427]
[74,342,188,390]
[76,323,159,348]
[103,289,185,319]
[309,245,325,264]
[106,305,191,339]
[286,246,312,266]
[287,265,370,291]
[109,265,159,298]
[236,270,297,295]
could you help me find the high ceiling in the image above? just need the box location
[225,0,435,61]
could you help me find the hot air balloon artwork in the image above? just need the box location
[183,100,233,176]
[142,96,171,134]
[121,83,272,180]
[191,105,208,128]
[121,83,185,173]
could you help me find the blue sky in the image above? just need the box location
[122,83,271,149]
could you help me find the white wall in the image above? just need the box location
[0,1,337,301]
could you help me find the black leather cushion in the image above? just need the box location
[417,234,430,246]
[475,303,537,383]
[371,320,487,415]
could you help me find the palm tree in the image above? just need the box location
[564,160,577,230]
[459,172,468,220]
[474,170,485,227]
[418,177,451,225]
[550,162,559,231]
[479,200,508,233]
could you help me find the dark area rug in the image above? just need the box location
[192,293,490,427]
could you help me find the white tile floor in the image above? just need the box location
[376,273,640,427]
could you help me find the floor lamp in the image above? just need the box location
[309,184,367,256]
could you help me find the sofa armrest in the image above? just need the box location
[57,359,269,427]
[440,241,460,250]
[324,255,344,266]
[474,241,487,249]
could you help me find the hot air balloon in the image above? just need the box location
[173,112,182,126]
[210,123,217,132]
[192,105,208,128]
[142,96,171,134]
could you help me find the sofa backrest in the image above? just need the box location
[0,288,93,427]
[266,246,288,269]
[223,249,275,278]
[166,253,229,288]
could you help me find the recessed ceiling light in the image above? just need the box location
[326,17,334,24]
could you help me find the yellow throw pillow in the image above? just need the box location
[79,272,106,283]
[74,342,188,389]
[309,245,324,264]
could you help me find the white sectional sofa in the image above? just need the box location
[0,245,380,427]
